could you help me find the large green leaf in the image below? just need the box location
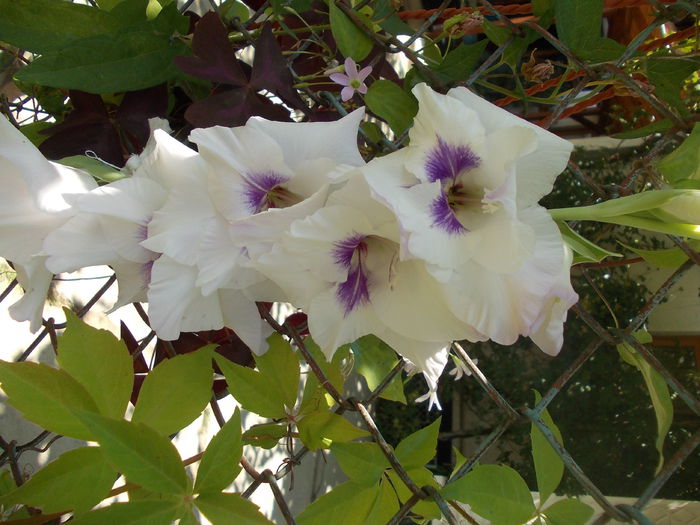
[657,123,700,183]
[328,1,373,62]
[555,0,602,54]
[297,411,368,451]
[430,40,488,83]
[617,330,673,474]
[365,80,418,136]
[330,442,389,485]
[195,492,274,525]
[296,481,378,525]
[254,334,300,410]
[386,467,441,519]
[76,412,188,495]
[645,57,700,114]
[57,310,133,420]
[0,447,115,514]
[214,354,286,419]
[530,391,564,506]
[132,345,214,436]
[0,0,123,54]
[194,408,242,494]
[364,478,401,524]
[16,29,189,94]
[442,464,535,525]
[298,338,346,414]
[542,498,594,525]
[70,500,183,525]
[351,335,405,403]
[395,417,441,469]
[0,361,97,440]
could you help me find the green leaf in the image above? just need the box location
[194,408,242,494]
[220,0,252,23]
[132,345,213,436]
[365,478,401,524]
[0,468,16,496]
[58,156,126,184]
[254,334,300,410]
[442,464,535,525]
[57,309,133,420]
[242,422,288,449]
[395,417,441,469]
[555,0,602,54]
[0,447,115,514]
[619,241,693,269]
[657,123,700,183]
[16,30,189,94]
[542,498,594,525]
[299,338,346,414]
[0,0,123,54]
[70,500,183,525]
[557,222,622,264]
[387,467,441,519]
[351,335,405,404]
[328,1,374,62]
[330,442,389,485]
[616,330,673,474]
[365,80,418,136]
[576,37,625,63]
[612,119,672,139]
[195,492,273,524]
[296,481,378,525]
[76,412,188,495]
[646,57,700,113]
[530,391,564,506]
[214,354,286,419]
[430,40,488,83]
[178,508,199,525]
[0,361,98,440]
[297,411,369,451]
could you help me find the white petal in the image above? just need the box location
[247,108,366,170]
[75,177,167,224]
[446,85,573,206]
[219,289,273,355]
[109,261,150,311]
[9,256,53,332]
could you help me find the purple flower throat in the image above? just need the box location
[332,234,371,316]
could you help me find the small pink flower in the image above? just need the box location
[329,57,372,101]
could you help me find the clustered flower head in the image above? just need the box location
[0,83,578,409]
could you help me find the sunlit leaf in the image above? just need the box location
[365,80,418,136]
[57,309,132,419]
[0,361,97,440]
[296,481,378,525]
[297,411,368,450]
[242,422,288,449]
[76,412,188,495]
[395,417,441,469]
[0,447,115,514]
[351,335,405,404]
[194,408,242,494]
[331,442,389,485]
[195,492,274,525]
[657,123,700,183]
[542,498,594,525]
[70,500,183,525]
[254,334,300,410]
[132,345,214,436]
[442,464,535,525]
[328,1,373,62]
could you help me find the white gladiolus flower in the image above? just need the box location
[364,84,577,354]
[0,115,97,330]
[189,109,366,299]
[256,176,486,409]
[44,128,270,352]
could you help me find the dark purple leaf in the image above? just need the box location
[116,83,169,152]
[185,87,290,128]
[251,24,307,112]
[174,12,247,86]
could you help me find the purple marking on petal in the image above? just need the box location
[430,194,467,234]
[242,171,289,213]
[336,263,370,316]
[425,136,480,183]
[332,233,371,315]
[142,259,155,285]
[332,233,366,269]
